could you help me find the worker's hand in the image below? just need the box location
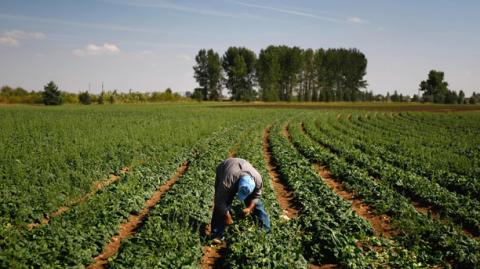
[243,207,252,216]
[225,211,234,225]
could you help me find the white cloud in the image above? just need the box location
[0,30,46,47]
[347,16,366,24]
[73,43,121,56]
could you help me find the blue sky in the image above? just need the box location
[0,0,479,96]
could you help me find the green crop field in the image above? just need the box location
[1,103,479,268]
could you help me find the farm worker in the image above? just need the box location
[211,157,270,243]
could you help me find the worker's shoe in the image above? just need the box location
[212,236,224,244]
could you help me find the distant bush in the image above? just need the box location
[78,91,92,105]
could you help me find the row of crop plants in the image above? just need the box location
[345,111,472,164]
[107,124,245,268]
[391,111,479,136]
[373,112,479,157]
[395,112,480,164]
[359,112,461,148]
[305,116,480,236]
[266,122,421,268]
[398,112,480,135]
[288,118,480,268]
[0,105,240,228]
[0,108,136,227]
[352,113,479,177]
[0,120,250,268]
[355,112,475,154]
[222,121,308,268]
[330,113,480,200]
[0,146,192,267]
[352,112,480,175]
[109,115,310,268]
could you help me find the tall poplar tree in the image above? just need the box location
[257,46,281,101]
[222,47,257,101]
[193,49,223,100]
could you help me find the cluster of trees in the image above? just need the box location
[0,86,43,104]
[193,46,369,102]
[0,82,185,105]
[418,70,472,104]
[315,69,477,104]
[77,88,184,104]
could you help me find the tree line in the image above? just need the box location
[193,46,479,104]
[0,82,186,105]
[382,70,476,104]
[193,46,369,102]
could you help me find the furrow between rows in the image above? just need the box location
[88,161,189,269]
[27,167,131,230]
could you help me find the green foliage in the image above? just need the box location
[298,115,480,267]
[0,86,42,104]
[257,46,281,101]
[98,91,105,104]
[1,86,186,104]
[78,91,92,105]
[257,46,368,102]
[268,123,384,267]
[469,92,479,104]
[1,105,479,268]
[191,88,204,101]
[222,47,257,101]
[310,116,480,235]
[0,105,285,268]
[257,46,304,101]
[419,70,462,104]
[42,81,63,105]
[224,122,308,268]
[193,49,223,100]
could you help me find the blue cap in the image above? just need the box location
[237,175,255,201]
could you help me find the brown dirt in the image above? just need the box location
[87,161,189,269]
[228,148,236,158]
[313,164,395,238]
[92,167,129,191]
[263,125,299,219]
[295,124,395,237]
[201,242,227,269]
[309,264,339,269]
[27,167,130,230]
[281,123,290,140]
[201,223,227,269]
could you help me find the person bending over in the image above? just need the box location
[211,157,270,243]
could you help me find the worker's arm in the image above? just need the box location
[242,199,256,216]
[215,180,234,225]
[243,180,262,216]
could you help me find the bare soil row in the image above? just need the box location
[87,162,189,269]
[27,167,130,230]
